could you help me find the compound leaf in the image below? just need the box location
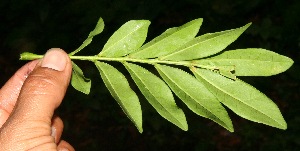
[155,64,233,132]
[161,23,251,61]
[193,68,287,130]
[69,17,104,56]
[71,62,91,94]
[124,62,188,131]
[99,20,150,57]
[19,17,293,133]
[95,61,143,133]
[129,18,203,59]
[194,48,294,76]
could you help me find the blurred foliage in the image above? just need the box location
[0,0,299,150]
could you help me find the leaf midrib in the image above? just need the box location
[132,27,178,55]
[161,28,237,59]
[125,63,184,127]
[100,22,144,56]
[197,71,283,126]
[72,68,86,87]
[71,63,90,94]
[200,58,292,63]
[157,66,228,127]
[98,63,133,121]
[132,21,197,56]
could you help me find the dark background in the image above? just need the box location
[1,0,299,150]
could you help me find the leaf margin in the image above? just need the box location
[194,48,294,76]
[69,17,105,56]
[95,61,143,133]
[128,18,203,59]
[155,64,234,132]
[71,61,91,95]
[192,67,287,130]
[161,23,251,61]
[123,62,188,131]
[98,20,151,57]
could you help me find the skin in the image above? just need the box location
[0,48,75,151]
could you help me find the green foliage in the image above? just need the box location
[124,62,188,131]
[160,23,251,61]
[20,17,294,133]
[69,17,105,56]
[194,48,293,76]
[155,64,233,132]
[192,68,287,129]
[99,20,150,57]
[129,18,203,59]
[71,62,91,94]
[95,61,143,133]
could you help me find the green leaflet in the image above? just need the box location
[194,48,294,76]
[69,17,104,56]
[155,64,233,132]
[123,62,188,131]
[161,23,251,61]
[99,20,150,57]
[95,61,143,133]
[71,62,91,94]
[129,18,203,59]
[192,68,287,129]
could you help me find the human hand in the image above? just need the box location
[0,48,75,151]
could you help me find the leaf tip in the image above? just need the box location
[176,117,188,131]
[278,121,287,130]
[242,22,252,31]
[227,127,234,133]
[137,126,143,133]
[193,18,204,25]
[183,126,188,131]
[71,80,91,95]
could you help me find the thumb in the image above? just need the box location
[0,48,73,150]
[14,48,72,122]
